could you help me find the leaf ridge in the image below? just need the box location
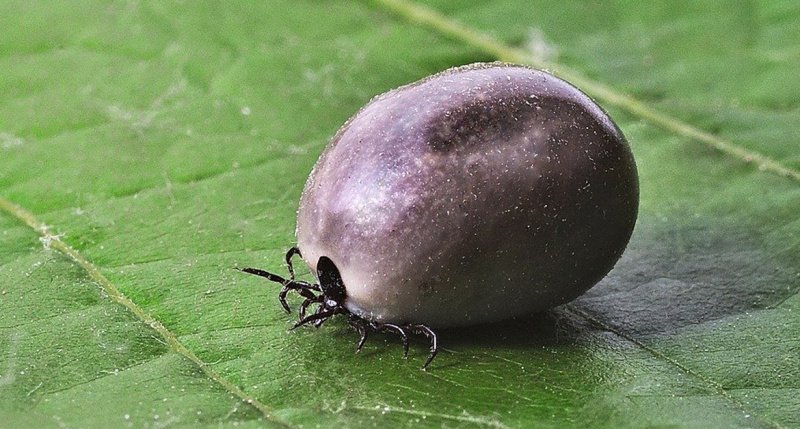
[351,404,512,429]
[371,0,800,183]
[0,195,293,428]
[566,305,785,429]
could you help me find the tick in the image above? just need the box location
[241,62,639,369]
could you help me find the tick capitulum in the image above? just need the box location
[240,247,439,369]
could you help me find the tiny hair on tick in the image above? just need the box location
[240,62,639,370]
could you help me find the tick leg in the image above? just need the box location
[299,294,324,320]
[284,246,302,280]
[239,267,319,293]
[292,307,341,329]
[377,323,409,359]
[240,266,320,313]
[240,267,294,313]
[239,267,286,284]
[313,312,329,328]
[277,285,293,313]
[347,317,369,352]
[279,280,318,313]
[293,282,319,298]
[406,324,438,370]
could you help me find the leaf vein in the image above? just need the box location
[566,304,786,429]
[371,0,800,183]
[350,403,512,429]
[0,196,293,428]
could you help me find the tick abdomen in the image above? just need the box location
[297,63,638,327]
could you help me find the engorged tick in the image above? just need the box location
[241,62,639,370]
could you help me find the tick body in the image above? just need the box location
[243,62,638,368]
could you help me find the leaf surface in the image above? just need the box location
[1,1,798,427]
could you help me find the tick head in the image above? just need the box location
[316,256,346,306]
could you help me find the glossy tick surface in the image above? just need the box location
[242,62,639,369]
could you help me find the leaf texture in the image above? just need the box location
[1,1,798,427]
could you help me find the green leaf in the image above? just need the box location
[1,1,798,427]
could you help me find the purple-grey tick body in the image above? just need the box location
[242,62,639,369]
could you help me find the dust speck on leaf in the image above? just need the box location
[526,28,558,61]
[0,132,25,150]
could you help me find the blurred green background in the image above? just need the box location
[1,1,798,428]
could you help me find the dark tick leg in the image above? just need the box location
[344,320,434,366]
[347,317,369,352]
[242,247,441,368]
[299,295,324,320]
[240,267,296,313]
[377,323,410,359]
[275,278,317,314]
[310,301,333,328]
[406,324,438,370]
[292,307,343,329]
[239,267,286,284]
[312,305,332,328]
[277,287,292,313]
[239,266,320,313]
[284,246,302,280]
